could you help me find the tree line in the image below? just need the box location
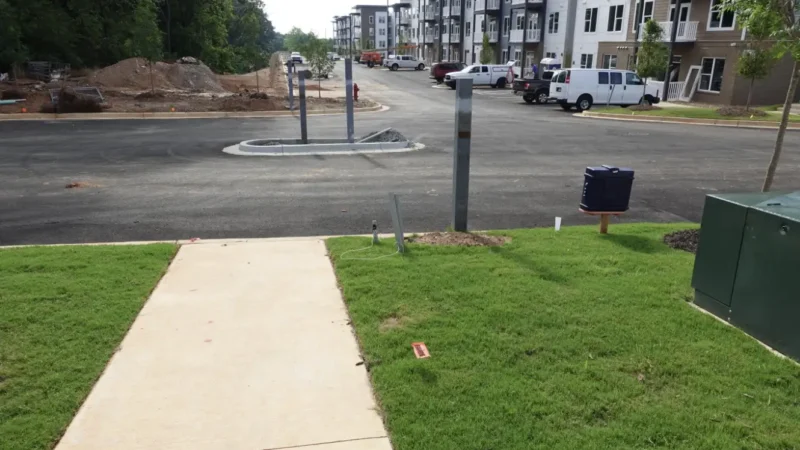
[0,0,284,75]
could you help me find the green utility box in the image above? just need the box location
[692,192,800,361]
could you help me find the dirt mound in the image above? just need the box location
[664,229,699,253]
[409,232,510,247]
[716,106,767,117]
[91,58,226,93]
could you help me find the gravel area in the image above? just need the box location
[409,232,510,247]
[359,128,408,143]
[664,229,699,253]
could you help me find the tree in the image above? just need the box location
[635,20,669,101]
[304,36,335,98]
[738,49,775,110]
[0,0,27,83]
[283,27,315,52]
[480,33,493,64]
[727,0,799,191]
[125,0,163,93]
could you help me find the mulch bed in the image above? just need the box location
[664,229,699,253]
[409,232,510,247]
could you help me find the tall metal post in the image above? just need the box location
[662,3,682,102]
[451,78,473,232]
[299,70,308,144]
[345,58,355,143]
[287,61,295,112]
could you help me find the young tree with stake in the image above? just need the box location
[305,37,335,98]
[726,0,799,191]
[480,33,493,64]
[635,20,669,103]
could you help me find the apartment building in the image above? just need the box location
[594,0,799,105]
[333,5,391,55]
[335,0,797,105]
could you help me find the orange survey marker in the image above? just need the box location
[412,342,430,359]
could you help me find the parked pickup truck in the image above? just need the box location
[512,70,555,104]
[444,62,520,89]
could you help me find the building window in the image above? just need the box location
[379,16,385,24]
[634,0,654,30]
[379,28,385,35]
[548,12,559,33]
[545,51,556,59]
[516,15,525,30]
[369,16,374,24]
[699,57,725,92]
[514,50,521,62]
[608,5,624,32]
[466,22,471,36]
[584,8,598,32]
[708,0,736,29]
[501,49,508,63]
[580,53,594,68]
[369,27,374,36]
[504,16,510,35]
[602,54,617,68]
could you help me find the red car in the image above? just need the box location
[430,62,465,83]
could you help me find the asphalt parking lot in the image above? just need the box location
[1,61,799,245]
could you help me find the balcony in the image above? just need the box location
[511,0,543,6]
[638,21,698,42]
[442,33,461,43]
[425,31,435,41]
[423,6,436,20]
[399,13,411,25]
[474,30,499,43]
[475,0,500,12]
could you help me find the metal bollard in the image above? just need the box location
[345,58,355,143]
[299,70,308,144]
[452,78,473,232]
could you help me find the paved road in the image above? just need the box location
[2,62,799,245]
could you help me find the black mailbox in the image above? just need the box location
[580,165,635,212]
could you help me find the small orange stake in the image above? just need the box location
[412,342,430,359]
[21,107,27,113]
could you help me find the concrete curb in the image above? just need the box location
[579,111,800,131]
[0,104,387,122]
[223,141,426,156]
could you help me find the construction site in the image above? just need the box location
[0,54,374,115]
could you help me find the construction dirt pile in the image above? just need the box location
[90,58,226,93]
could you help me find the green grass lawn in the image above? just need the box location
[0,244,177,450]
[328,225,800,450]
[593,106,800,123]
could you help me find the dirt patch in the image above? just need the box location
[410,232,510,247]
[134,90,166,100]
[664,229,699,253]
[65,181,100,189]
[359,129,407,143]
[1,88,25,100]
[379,316,405,332]
[716,106,768,117]
[629,104,662,111]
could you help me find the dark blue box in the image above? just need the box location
[580,165,635,212]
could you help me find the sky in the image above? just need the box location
[264,0,384,38]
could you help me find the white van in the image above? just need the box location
[549,69,661,111]
[444,62,521,89]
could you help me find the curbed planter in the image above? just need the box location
[224,138,421,156]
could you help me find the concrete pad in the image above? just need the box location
[56,240,389,450]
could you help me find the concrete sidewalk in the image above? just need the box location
[56,239,391,450]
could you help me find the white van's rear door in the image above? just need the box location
[549,70,568,100]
